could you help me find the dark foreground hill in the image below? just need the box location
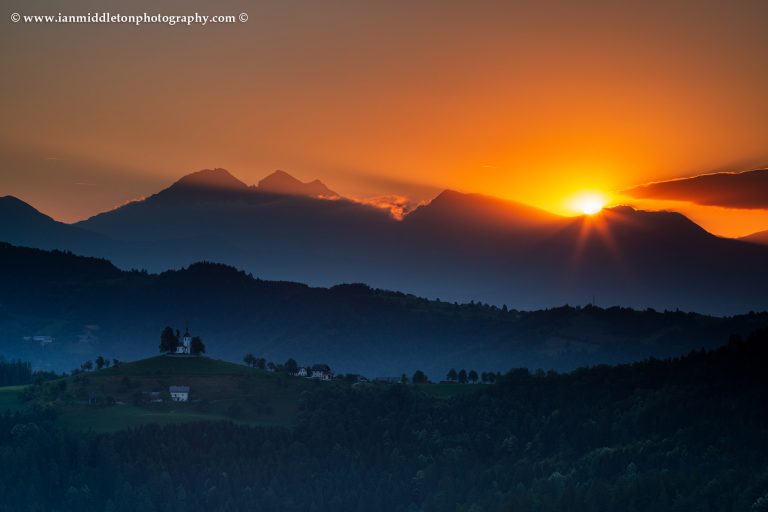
[2,242,768,376]
[1,329,767,511]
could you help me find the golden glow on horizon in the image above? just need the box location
[569,192,608,216]
[1,1,768,238]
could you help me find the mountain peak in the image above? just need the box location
[405,189,562,228]
[594,205,713,240]
[740,229,768,246]
[257,170,338,198]
[0,195,54,221]
[172,169,248,190]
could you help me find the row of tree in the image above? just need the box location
[446,368,499,384]
[406,368,500,385]
[74,356,119,373]
[0,357,32,386]
[242,354,299,374]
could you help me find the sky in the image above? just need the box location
[1,0,767,236]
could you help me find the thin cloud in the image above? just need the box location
[623,169,768,209]
[352,195,427,220]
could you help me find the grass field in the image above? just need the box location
[18,355,332,432]
[9,356,482,432]
[0,385,27,413]
[106,355,257,377]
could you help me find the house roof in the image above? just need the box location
[169,386,190,393]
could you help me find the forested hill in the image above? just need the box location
[1,330,767,511]
[2,242,768,375]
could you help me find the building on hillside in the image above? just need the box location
[176,328,192,354]
[169,385,190,402]
[310,364,333,380]
[294,367,308,377]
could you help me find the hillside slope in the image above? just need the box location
[17,355,323,431]
[2,243,768,376]
[1,329,767,511]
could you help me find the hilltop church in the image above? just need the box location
[176,329,192,354]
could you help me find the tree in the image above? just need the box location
[400,373,409,384]
[190,336,206,356]
[112,358,120,368]
[256,357,266,370]
[458,369,468,384]
[95,356,106,370]
[104,359,111,369]
[284,358,299,374]
[159,326,179,353]
[267,362,276,372]
[469,370,479,384]
[447,368,458,382]
[82,360,93,371]
[243,354,256,367]
[412,370,428,384]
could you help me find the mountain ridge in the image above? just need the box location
[257,170,338,198]
[2,242,768,375]
[4,169,768,314]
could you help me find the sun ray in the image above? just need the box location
[569,192,607,215]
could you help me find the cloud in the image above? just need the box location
[352,195,427,220]
[623,169,768,209]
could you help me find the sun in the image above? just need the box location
[569,192,607,215]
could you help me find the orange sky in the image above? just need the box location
[1,0,767,237]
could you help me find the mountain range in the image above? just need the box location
[3,168,768,314]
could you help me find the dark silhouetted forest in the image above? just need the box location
[1,330,767,511]
[2,242,768,376]
[0,357,32,386]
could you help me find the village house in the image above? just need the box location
[310,364,333,380]
[169,385,190,402]
[294,367,308,377]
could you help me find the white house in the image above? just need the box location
[310,364,333,380]
[169,385,190,402]
[294,367,308,377]
[175,329,192,354]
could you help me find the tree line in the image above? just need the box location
[0,357,32,386]
[242,354,299,374]
[73,356,120,374]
